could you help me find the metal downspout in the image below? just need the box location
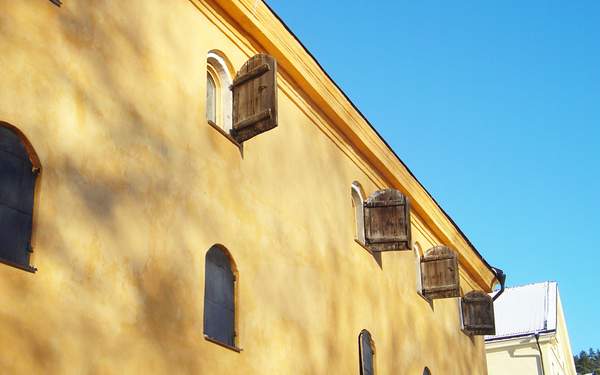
[491,267,506,302]
[535,332,546,375]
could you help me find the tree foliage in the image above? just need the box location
[574,348,600,374]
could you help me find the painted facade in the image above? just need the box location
[0,1,498,374]
[485,282,577,375]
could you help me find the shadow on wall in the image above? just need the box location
[508,345,544,375]
[0,1,485,374]
[0,1,221,373]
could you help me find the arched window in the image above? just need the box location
[203,245,236,347]
[414,242,423,295]
[206,51,233,131]
[351,181,366,245]
[206,73,217,124]
[458,287,466,329]
[359,330,375,375]
[0,123,39,272]
[423,367,432,375]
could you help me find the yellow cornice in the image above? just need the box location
[204,0,496,291]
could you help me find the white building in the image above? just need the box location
[485,281,577,375]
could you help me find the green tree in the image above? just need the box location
[574,348,600,374]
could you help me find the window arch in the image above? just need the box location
[206,51,233,131]
[203,244,237,347]
[0,122,40,272]
[359,330,375,375]
[351,181,366,245]
[423,367,432,375]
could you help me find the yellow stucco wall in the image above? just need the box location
[552,293,577,375]
[486,336,575,375]
[487,339,542,375]
[0,1,491,374]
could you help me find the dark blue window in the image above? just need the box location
[359,330,374,375]
[203,245,235,346]
[0,125,37,272]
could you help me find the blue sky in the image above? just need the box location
[267,0,600,354]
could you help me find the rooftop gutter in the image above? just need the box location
[485,329,556,343]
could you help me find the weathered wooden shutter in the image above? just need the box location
[461,290,495,335]
[0,127,36,270]
[420,246,460,299]
[359,330,374,375]
[230,54,278,143]
[363,189,411,252]
[203,246,235,346]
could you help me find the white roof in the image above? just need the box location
[485,281,557,341]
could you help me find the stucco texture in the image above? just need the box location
[0,1,488,374]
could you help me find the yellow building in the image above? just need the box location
[0,1,501,374]
[485,282,577,375]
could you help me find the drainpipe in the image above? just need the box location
[534,332,546,375]
[491,267,506,302]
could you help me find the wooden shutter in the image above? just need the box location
[363,189,411,252]
[0,127,36,269]
[461,290,495,336]
[203,246,235,346]
[230,54,278,143]
[359,331,374,375]
[420,246,460,299]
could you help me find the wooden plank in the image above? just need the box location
[232,109,271,131]
[231,63,270,88]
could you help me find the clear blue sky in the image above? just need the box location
[267,0,600,354]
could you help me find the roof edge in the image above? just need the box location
[485,329,556,343]
[206,0,497,290]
